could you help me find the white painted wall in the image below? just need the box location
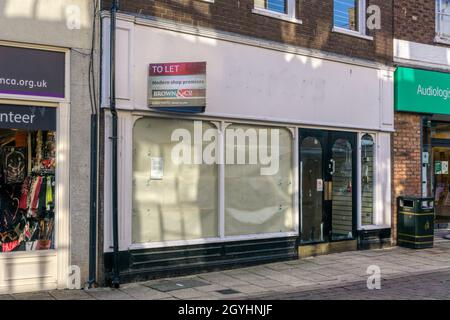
[0,0,92,49]
[394,38,450,71]
[102,17,394,132]
[376,132,392,228]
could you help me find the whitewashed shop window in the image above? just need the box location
[132,117,296,245]
[132,118,219,243]
[436,0,450,40]
[253,0,302,24]
[333,0,370,38]
[224,124,295,236]
[361,134,375,226]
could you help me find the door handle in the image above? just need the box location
[324,181,333,201]
[329,159,336,175]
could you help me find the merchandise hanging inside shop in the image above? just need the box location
[0,129,56,252]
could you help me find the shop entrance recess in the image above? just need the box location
[431,140,450,224]
[299,129,357,245]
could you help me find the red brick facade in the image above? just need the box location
[394,0,436,45]
[393,1,450,242]
[102,0,393,64]
[392,113,422,243]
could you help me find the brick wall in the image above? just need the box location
[394,0,450,49]
[394,0,435,45]
[102,0,393,64]
[392,112,422,243]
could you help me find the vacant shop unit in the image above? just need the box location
[99,2,393,282]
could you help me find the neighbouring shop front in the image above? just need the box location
[0,44,70,293]
[101,14,393,283]
[396,67,450,226]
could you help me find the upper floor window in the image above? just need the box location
[436,0,450,40]
[253,0,302,24]
[255,0,287,14]
[333,0,371,39]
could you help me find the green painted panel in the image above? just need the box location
[395,67,450,115]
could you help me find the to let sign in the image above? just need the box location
[148,62,206,112]
[0,45,65,99]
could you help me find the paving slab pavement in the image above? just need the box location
[251,269,450,300]
[2,236,450,300]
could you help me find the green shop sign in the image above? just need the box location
[395,67,450,115]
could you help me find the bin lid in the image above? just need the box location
[398,196,434,201]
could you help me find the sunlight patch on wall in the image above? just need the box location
[3,0,90,28]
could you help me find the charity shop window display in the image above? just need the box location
[0,129,56,253]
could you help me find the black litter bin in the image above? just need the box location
[397,196,435,249]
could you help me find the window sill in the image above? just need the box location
[359,224,390,231]
[332,26,374,41]
[252,8,302,25]
[435,34,450,45]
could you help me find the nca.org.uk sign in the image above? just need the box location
[0,45,65,99]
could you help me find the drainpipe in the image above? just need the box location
[88,113,98,288]
[88,0,99,290]
[110,0,120,288]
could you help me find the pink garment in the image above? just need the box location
[29,176,43,217]
[18,177,30,210]
[2,240,20,252]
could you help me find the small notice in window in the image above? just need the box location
[435,161,442,175]
[442,161,449,175]
[150,157,164,180]
[317,179,323,192]
[422,152,429,164]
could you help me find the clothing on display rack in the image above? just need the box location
[0,130,56,253]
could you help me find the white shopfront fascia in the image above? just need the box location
[0,41,71,294]
[394,38,450,71]
[101,13,394,252]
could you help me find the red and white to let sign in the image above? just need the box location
[148,62,206,109]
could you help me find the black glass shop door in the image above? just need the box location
[299,129,357,244]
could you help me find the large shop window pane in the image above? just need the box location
[334,0,359,31]
[225,124,294,236]
[255,0,287,14]
[361,134,375,225]
[0,130,56,252]
[132,118,218,243]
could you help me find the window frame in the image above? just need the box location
[332,0,373,40]
[252,0,302,25]
[436,0,450,43]
[360,133,376,227]
[357,132,381,230]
